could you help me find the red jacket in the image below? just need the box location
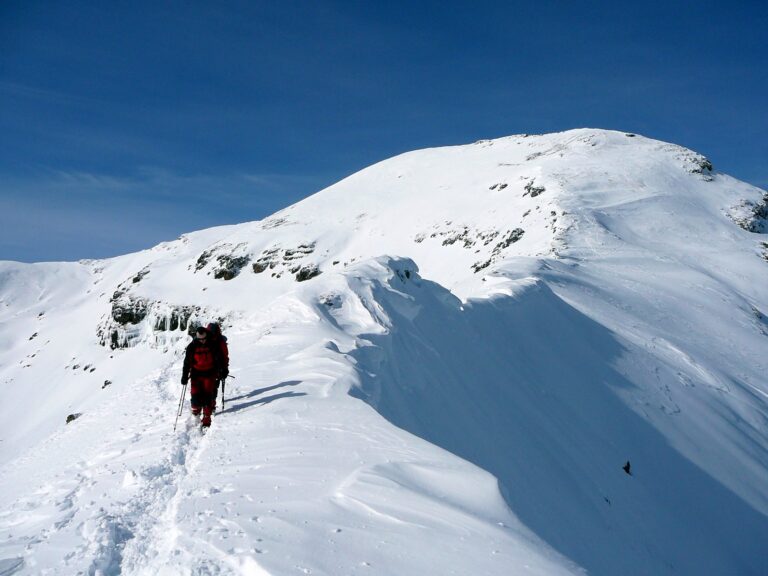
[183,338,225,378]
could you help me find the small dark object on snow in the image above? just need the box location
[66,413,82,424]
[102,380,112,389]
[623,461,632,475]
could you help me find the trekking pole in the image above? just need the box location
[173,382,187,431]
[220,374,235,411]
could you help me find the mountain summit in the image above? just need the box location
[1,129,767,575]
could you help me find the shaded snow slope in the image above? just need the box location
[1,129,767,575]
[349,260,766,575]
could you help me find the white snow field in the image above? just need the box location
[1,129,767,575]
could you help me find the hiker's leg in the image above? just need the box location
[201,376,217,426]
[189,377,203,416]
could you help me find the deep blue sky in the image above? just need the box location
[1,1,766,262]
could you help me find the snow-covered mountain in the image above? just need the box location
[1,129,767,575]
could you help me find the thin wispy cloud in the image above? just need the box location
[0,80,100,104]
[0,168,327,262]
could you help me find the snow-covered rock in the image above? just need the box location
[1,129,767,575]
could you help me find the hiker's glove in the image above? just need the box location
[220,368,229,379]
[181,375,188,385]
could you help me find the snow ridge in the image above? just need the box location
[1,129,767,575]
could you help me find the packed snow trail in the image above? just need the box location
[0,361,210,575]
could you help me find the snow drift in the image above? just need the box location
[1,129,767,575]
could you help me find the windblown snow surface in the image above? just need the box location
[1,129,767,575]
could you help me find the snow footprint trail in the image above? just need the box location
[85,421,208,575]
[120,375,278,576]
[112,421,211,575]
[84,364,218,576]
[0,361,214,575]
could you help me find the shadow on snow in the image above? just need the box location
[346,265,768,576]
[221,380,305,415]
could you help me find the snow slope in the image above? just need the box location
[1,129,767,575]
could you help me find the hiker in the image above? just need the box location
[181,325,225,427]
[206,322,229,382]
